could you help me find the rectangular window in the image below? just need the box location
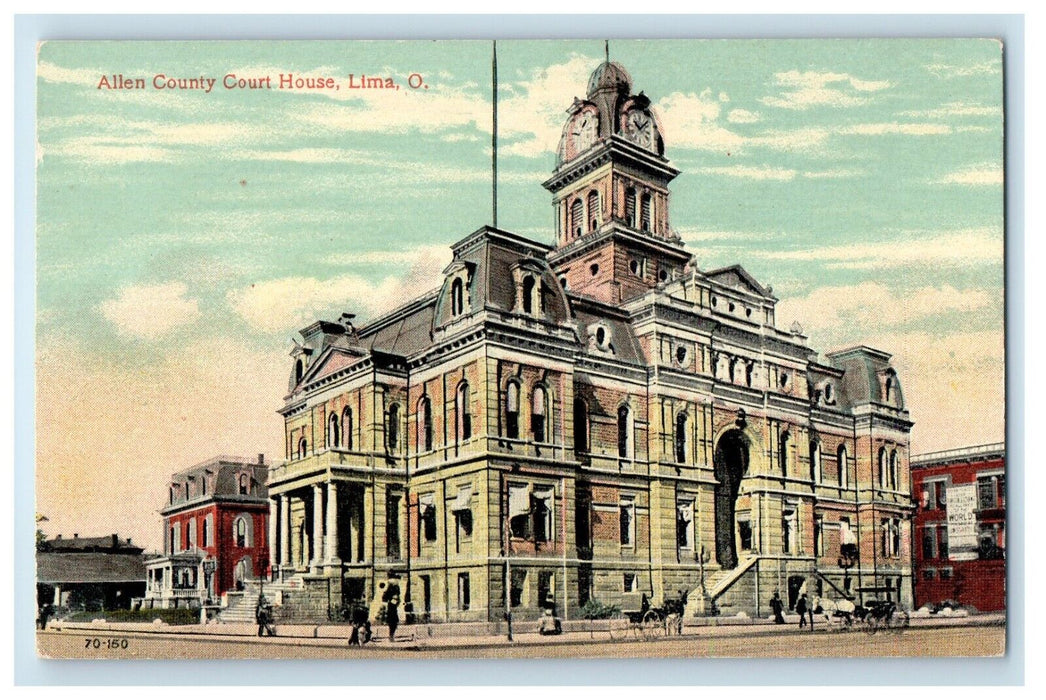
[782,509,795,554]
[814,516,824,557]
[619,498,635,547]
[532,489,553,544]
[623,573,638,592]
[386,489,401,559]
[922,525,936,560]
[923,568,935,581]
[508,484,531,539]
[940,567,953,581]
[676,500,695,550]
[892,518,901,558]
[538,571,555,610]
[978,477,996,510]
[510,569,526,608]
[452,485,473,553]
[738,519,753,552]
[420,494,437,543]
[457,573,470,611]
[938,526,949,559]
[881,518,890,557]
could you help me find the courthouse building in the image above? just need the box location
[910,443,1005,612]
[264,59,915,622]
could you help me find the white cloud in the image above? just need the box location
[934,164,1004,186]
[837,122,952,136]
[760,70,891,110]
[776,282,995,337]
[745,228,1002,270]
[656,91,742,151]
[37,61,102,85]
[897,102,1001,119]
[695,165,796,181]
[926,60,1001,79]
[727,108,760,124]
[228,246,452,333]
[99,282,201,339]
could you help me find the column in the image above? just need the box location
[325,481,340,566]
[311,484,324,572]
[268,497,278,578]
[279,494,291,569]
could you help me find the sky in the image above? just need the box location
[35,39,1004,551]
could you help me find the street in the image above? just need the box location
[37,622,1005,660]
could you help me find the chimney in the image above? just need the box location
[56,534,62,540]
[112,534,118,548]
[258,453,265,465]
[73,533,78,539]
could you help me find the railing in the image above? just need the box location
[912,442,1005,466]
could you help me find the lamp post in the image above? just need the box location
[202,559,216,605]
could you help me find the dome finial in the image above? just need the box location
[605,39,609,63]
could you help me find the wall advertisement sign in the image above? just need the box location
[946,483,979,560]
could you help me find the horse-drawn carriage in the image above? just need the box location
[815,595,909,634]
[606,591,688,641]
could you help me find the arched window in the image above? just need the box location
[234,515,251,548]
[531,385,547,443]
[457,382,472,441]
[298,437,307,459]
[342,407,353,450]
[570,198,583,238]
[451,277,464,316]
[640,193,652,231]
[418,396,433,452]
[202,516,211,548]
[239,473,249,495]
[573,397,589,453]
[505,381,520,439]
[617,405,633,459]
[745,362,754,387]
[187,519,196,547]
[885,372,895,403]
[387,404,400,451]
[878,447,888,489]
[625,187,637,228]
[674,412,688,463]
[838,445,849,489]
[294,359,303,384]
[779,430,790,475]
[889,450,899,490]
[809,440,821,483]
[328,412,340,449]
[522,275,535,315]
[587,190,600,231]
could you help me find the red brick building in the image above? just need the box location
[142,456,269,608]
[910,443,1005,612]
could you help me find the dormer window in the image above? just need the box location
[239,473,249,495]
[823,382,835,404]
[521,275,536,315]
[451,278,465,316]
[295,358,303,384]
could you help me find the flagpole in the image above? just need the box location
[492,39,498,229]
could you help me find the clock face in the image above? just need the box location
[571,112,597,153]
[624,110,654,150]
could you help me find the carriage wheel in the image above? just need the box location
[607,615,627,641]
[864,617,879,635]
[889,611,910,635]
[642,611,664,640]
[842,614,854,633]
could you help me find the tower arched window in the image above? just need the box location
[838,444,849,489]
[675,412,688,463]
[418,395,433,453]
[779,430,790,475]
[328,412,340,449]
[531,385,547,443]
[878,447,888,489]
[885,373,895,403]
[505,381,520,440]
[640,192,652,232]
[234,514,252,548]
[625,187,637,228]
[387,403,400,451]
[570,198,584,238]
[618,404,633,459]
[573,397,589,453]
[522,275,536,315]
[457,382,472,441]
[451,278,464,316]
[809,440,821,483]
[298,437,307,459]
[294,359,303,384]
[342,407,353,450]
[587,190,600,231]
[239,473,249,495]
[889,449,899,491]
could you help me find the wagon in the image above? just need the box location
[607,591,688,641]
[855,599,910,635]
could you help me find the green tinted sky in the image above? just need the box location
[36,39,1004,547]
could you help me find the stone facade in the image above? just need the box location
[266,59,915,622]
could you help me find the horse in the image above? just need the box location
[814,596,856,628]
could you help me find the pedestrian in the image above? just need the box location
[770,591,785,624]
[383,577,401,642]
[796,593,809,629]
[255,595,276,637]
[37,603,54,630]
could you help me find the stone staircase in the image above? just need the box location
[217,577,305,624]
[685,555,759,618]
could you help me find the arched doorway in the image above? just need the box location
[234,556,252,591]
[714,429,750,569]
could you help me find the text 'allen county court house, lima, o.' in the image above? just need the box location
[254,57,915,624]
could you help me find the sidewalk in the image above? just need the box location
[47,612,1006,652]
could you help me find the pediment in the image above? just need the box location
[706,264,772,298]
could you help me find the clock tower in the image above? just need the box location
[544,60,690,304]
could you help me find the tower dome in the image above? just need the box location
[587,61,632,96]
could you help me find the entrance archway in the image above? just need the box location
[714,429,750,569]
[234,556,252,590]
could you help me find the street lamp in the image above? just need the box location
[202,559,216,605]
